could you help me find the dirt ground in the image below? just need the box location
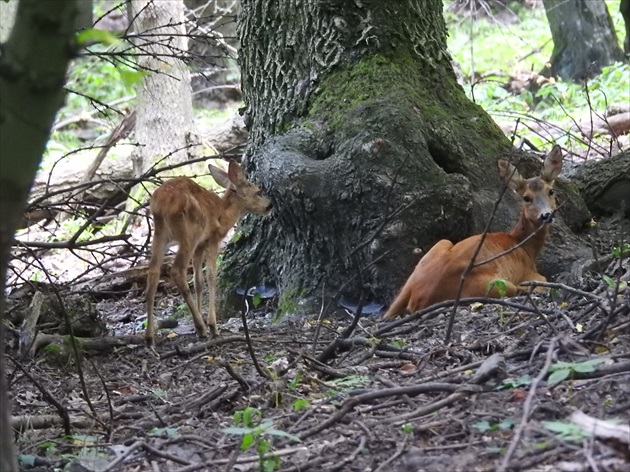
[5,236,630,472]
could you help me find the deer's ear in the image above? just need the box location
[227,160,246,186]
[541,145,563,182]
[497,159,524,191]
[208,162,232,189]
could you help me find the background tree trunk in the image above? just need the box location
[130,0,195,176]
[0,2,79,469]
[573,151,630,217]
[0,0,18,43]
[219,0,591,314]
[621,0,630,54]
[542,0,625,81]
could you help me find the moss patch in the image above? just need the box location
[307,51,508,158]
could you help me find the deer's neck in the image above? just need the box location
[218,189,244,233]
[508,211,550,260]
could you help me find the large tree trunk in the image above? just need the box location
[0,2,79,469]
[130,0,195,176]
[219,0,591,314]
[543,0,625,81]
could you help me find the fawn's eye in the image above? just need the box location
[523,195,532,203]
[549,189,554,196]
[256,190,263,197]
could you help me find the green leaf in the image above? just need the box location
[549,361,573,371]
[473,420,492,432]
[223,427,251,435]
[241,407,261,427]
[76,28,118,47]
[602,275,616,288]
[499,418,516,430]
[548,368,571,385]
[18,455,37,467]
[573,358,606,373]
[542,421,590,441]
[292,398,309,411]
[240,433,255,451]
[252,292,263,307]
[117,68,146,88]
[488,278,508,297]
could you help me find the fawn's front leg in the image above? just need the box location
[205,246,220,337]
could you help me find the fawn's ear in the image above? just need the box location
[541,145,563,183]
[227,160,247,186]
[208,162,232,189]
[497,159,524,192]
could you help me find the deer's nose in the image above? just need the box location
[539,211,554,223]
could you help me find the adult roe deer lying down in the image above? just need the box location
[383,145,563,319]
[145,160,273,347]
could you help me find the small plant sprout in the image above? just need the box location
[224,407,301,472]
[401,423,414,434]
[292,398,309,411]
[611,243,630,259]
[487,279,509,298]
[602,274,628,295]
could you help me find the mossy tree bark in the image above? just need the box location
[219,0,588,314]
[0,2,79,469]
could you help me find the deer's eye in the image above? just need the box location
[549,189,554,196]
[256,190,263,197]
[523,195,532,203]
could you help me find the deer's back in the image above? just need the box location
[150,177,224,244]
[407,232,537,311]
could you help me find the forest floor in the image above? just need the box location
[6,225,630,472]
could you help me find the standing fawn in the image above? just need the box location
[145,160,272,347]
[384,146,563,319]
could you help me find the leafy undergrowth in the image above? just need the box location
[445,0,630,154]
[7,257,629,472]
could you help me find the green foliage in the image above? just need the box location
[252,292,264,308]
[487,278,508,298]
[151,388,168,400]
[76,29,119,47]
[473,418,516,433]
[292,398,309,411]
[612,243,630,260]
[445,1,630,150]
[542,421,591,442]
[602,274,628,294]
[326,375,370,398]
[388,339,406,349]
[174,302,191,319]
[59,44,138,131]
[50,217,95,243]
[547,358,607,385]
[401,423,414,434]
[288,372,303,391]
[277,288,300,316]
[497,375,532,390]
[224,407,301,472]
